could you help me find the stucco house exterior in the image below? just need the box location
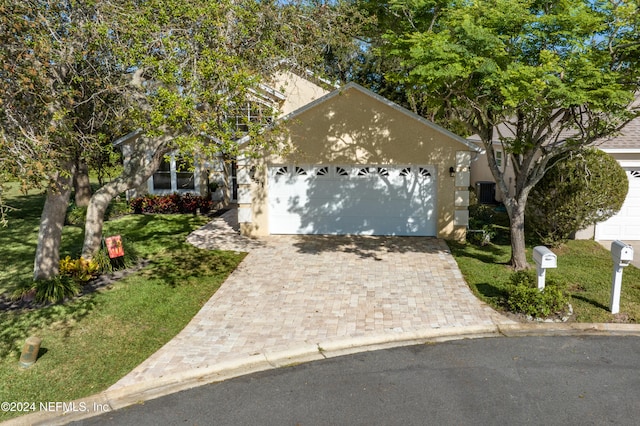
[468,116,640,241]
[117,73,479,242]
[236,82,480,241]
[116,70,332,203]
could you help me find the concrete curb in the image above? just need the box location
[4,323,640,426]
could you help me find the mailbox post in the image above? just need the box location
[533,246,557,291]
[610,240,634,314]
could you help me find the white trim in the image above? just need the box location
[600,148,640,154]
[113,129,142,147]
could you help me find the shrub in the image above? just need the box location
[467,204,500,245]
[129,193,212,215]
[105,200,131,220]
[34,276,82,304]
[59,256,100,283]
[506,270,569,318]
[66,205,88,225]
[527,148,628,246]
[94,237,140,274]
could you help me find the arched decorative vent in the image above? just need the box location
[357,167,372,176]
[275,166,288,176]
[419,167,431,177]
[295,166,307,175]
[377,167,389,176]
[630,170,640,179]
[317,166,329,176]
[336,167,348,176]
[400,167,411,177]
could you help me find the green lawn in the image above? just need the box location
[449,240,640,323]
[0,186,244,421]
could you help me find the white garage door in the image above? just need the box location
[595,169,640,240]
[268,165,437,236]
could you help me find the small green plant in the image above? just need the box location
[467,225,496,246]
[94,237,140,274]
[506,270,569,318]
[59,256,100,283]
[105,200,131,220]
[66,205,88,225]
[33,276,82,303]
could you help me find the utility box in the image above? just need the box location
[533,246,557,269]
[611,240,634,266]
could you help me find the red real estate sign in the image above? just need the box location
[105,235,124,259]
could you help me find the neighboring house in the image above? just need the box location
[468,116,640,241]
[590,116,640,241]
[117,73,479,242]
[236,82,481,241]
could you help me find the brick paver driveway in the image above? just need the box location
[111,215,512,390]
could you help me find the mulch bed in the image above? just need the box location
[0,260,149,313]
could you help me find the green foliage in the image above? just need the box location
[372,0,640,269]
[93,237,140,274]
[467,203,503,246]
[59,256,100,283]
[527,148,628,246]
[129,193,213,214]
[66,204,88,226]
[506,270,569,318]
[105,199,132,220]
[33,276,82,304]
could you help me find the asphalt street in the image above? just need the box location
[72,335,640,426]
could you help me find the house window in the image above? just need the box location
[400,167,411,177]
[176,157,195,190]
[336,167,348,176]
[357,167,372,176]
[418,167,431,177]
[153,158,172,190]
[316,166,329,176]
[495,150,503,168]
[152,154,196,192]
[228,101,274,134]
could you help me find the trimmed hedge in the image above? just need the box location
[130,193,213,214]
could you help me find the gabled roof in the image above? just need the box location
[598,115,640,152]
[281,82,481,152]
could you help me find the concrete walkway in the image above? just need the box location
[109,210,514,391]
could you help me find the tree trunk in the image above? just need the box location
[81,133,173,259]
[33,167,75,280]
[506,200,529,270]
[73,159,92,207]
[82,182,123,259]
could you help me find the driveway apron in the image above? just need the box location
[110,211,514,390]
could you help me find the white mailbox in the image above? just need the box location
[533,246,557,291]
[533,246,557,269]
[611,240,634,266]
[610,241,634,314]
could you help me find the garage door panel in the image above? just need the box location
[595,169,640,240]
[268,165,436,236]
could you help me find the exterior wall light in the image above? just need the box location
[449,166,456,177]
